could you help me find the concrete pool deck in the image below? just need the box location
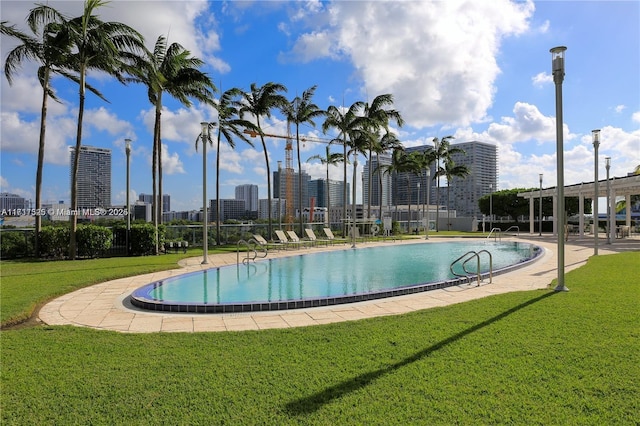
[38,235,639,333]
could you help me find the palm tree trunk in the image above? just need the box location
[296,127,303,236]
[35,68,50,258]
[342,139,347,235]
[216,131,221,246]
[367,147,372,218]
[260,124,273,239]
[152,104,161,255]
[69,67,87,260]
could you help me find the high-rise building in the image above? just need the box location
[363,153,392,214]
[235,184,259,213]
[70,145,111,209]
[0,192,27,213]
[139,193,170,212]
[273,169,311,215]
[400,141,498,219]
[308,179,349,208]
[209,199,246,222]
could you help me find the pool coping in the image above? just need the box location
[38,236,633,333]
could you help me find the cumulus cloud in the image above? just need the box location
[633,111,640,123]
[531,72,552,87]
[287,0,535,128]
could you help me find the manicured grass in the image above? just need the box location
[1,251,638,424]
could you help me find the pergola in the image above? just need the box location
[518,174,640,239]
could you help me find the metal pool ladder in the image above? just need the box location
[237,238,268,265]
[450,250,493,286]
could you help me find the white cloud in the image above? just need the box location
[614,105,626,113]
[633,111,640,123]
[288,0,535,127]
[531,72,552,87]
[161,143,185,175]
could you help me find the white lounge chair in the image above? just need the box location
[323,228,348,245]
[287,230,311,248]
[275,230,299,249]
[304,228,329,247]
[252,234,282,251]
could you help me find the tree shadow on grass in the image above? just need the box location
[285,290,557,416]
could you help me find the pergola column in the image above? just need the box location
[578,192,585,236]
[529,196,535,234]
[552,194,558,236]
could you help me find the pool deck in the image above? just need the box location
[38,235,639,333]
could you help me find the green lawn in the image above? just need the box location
[1,251,638,424]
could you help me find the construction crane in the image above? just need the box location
[243,129,335,227]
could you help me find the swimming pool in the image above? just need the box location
[129,241,542,313]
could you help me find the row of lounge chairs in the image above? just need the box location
[253,228,349,251]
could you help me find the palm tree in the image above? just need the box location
[239,82,288,240]
[212,87,258,245]
[307,146,345,228]
[283,85,325,235]
[65,0,146,259]
[322,102,363,234]
[430,136,464,231]
[346,129,371,242]
[375,131,403,219]
[439,157,470,231]
[379,147,411,230]
[2,7,73,257]
[354,94,404,219]
[128,35,215,254]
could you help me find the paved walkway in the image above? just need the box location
[38,235,638,333]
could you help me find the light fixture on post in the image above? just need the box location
[489,183,493,232]
[351,154,358,249]
[277,161,282,231]
[592,129,600,255]
[539,173,543,237]
[125,138,132,256]
[425,168,430,239]
[417,181,420,235]
[605,156,611,245]
[200,122,209,265]
[550,46,568,291]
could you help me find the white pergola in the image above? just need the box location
[518,174,640,239]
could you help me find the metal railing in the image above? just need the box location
[486,227,503,241]
[236,237,268,265]
[450,249,493,286]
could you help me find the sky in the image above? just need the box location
[1,0,639,214]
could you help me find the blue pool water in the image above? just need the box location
[129,241,541,313]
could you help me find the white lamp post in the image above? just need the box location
[592,129,600,255]
[125,138,131,255]
[417,181,420,234]
[605,156,611,244]
[277,161,282,231]
[489,183,493,232]
[425,168,430,239]
[201,122,209,265]
[351,154,358,249]
[539,173,543,236]
[551,46,568,291]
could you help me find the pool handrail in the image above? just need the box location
[236,238,268,265]
[450,249,493,286]
[486,227,503,241]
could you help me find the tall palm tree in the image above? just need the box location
[354,94,404,219]
[322,102,363,234]
[65,0,146,259]
[346,129,371,241]
[283,85,325,235]
[430,136,463,231]
[375,131,403,219]
[2,8,73,257]
[239,82,288,240]
[212,87,258,245]
[307,146,345,228]
[439,156,470,231]
[379,147,411,229]
[128,35,215,254]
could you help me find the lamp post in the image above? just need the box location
[351,154,358,249]
[489,183,493,232]
[605,156,611,244]
[125,138,131,255]
[200,122,209,265]
[551,45,568,291]
[539,173,543,236]
[277,161,282,231]
[417,181,420,234]
[592,129,600,255]
[425,169,430,239]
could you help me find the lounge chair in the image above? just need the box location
[252,234,282,251]
[287,230,311,248]
[323,227,348,245]
[304,228,329,247]
[275,230,300,249]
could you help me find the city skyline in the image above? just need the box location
[1,1,638,214]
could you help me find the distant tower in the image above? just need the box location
[70,145,111,209]
[235,184,259,213]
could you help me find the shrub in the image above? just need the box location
[39,226,69,259]
[130,223,165,255]
[0,230,34,259]
[76,224,112,258]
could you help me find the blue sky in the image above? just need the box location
[1,0,639,213]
